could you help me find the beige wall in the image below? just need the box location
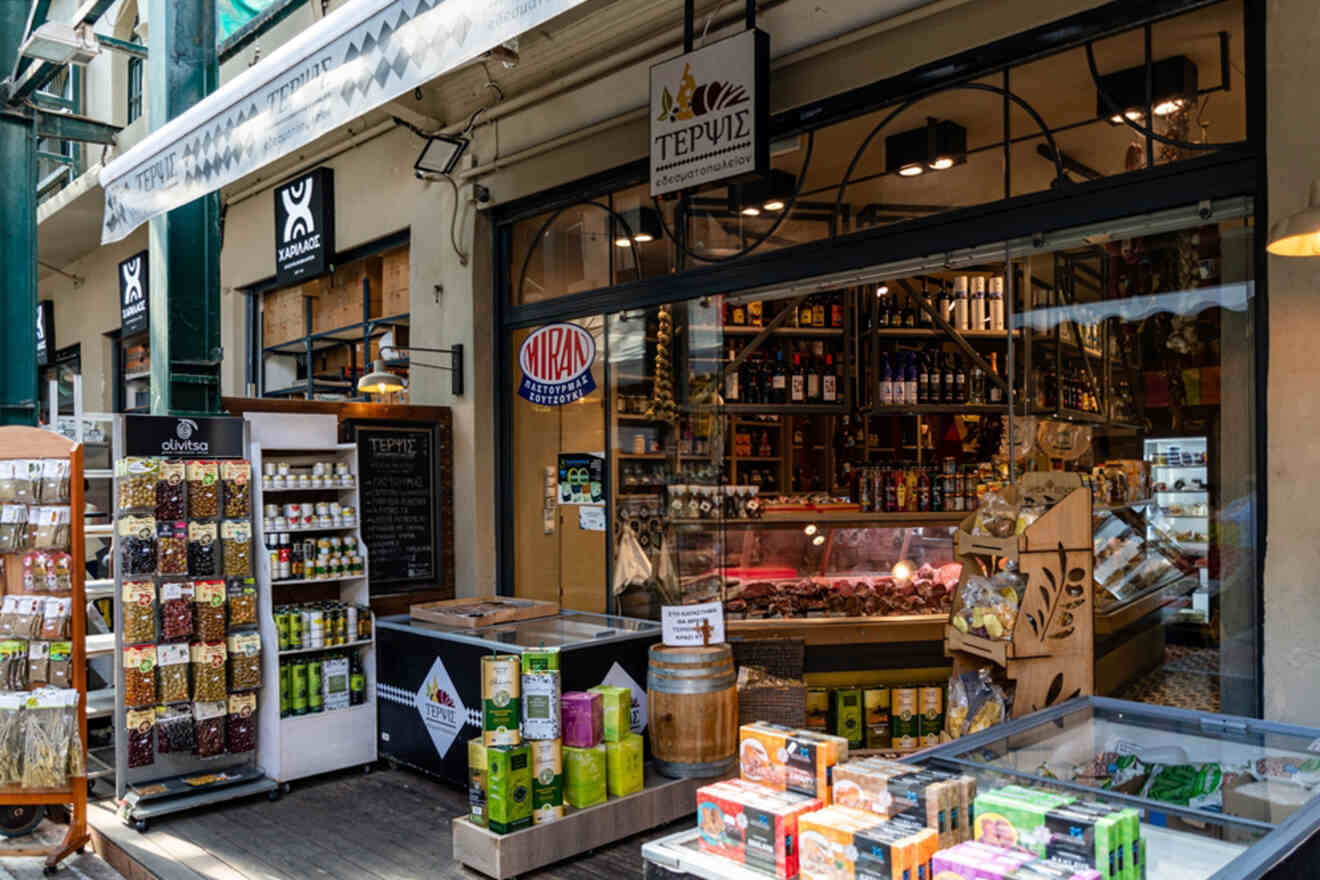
[1263,0,1320,725]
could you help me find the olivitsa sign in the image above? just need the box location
[649,28,768,197]
[274,167,335,285]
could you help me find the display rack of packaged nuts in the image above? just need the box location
[110,414,275,825]
[0,425,91,865]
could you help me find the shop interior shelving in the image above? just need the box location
[251,440,377,785]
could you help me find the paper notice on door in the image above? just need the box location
[578,505,606,531]
[662,602,725,647]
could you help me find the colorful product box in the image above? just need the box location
[521,670,562,741]
[696,781,820,879]
[529,738,563,824]
[561,691,603,748]
[973,788,1129,880]
[563,743,607,808]
[588,684,631,742]
[481,655,522,746]
[467,739,488,827]
[486,743,532,834]
[605,732,644,797]
[832,759,976,846]
[852,814,938,880]
[740,722,790,790]
[828,688,864,749]
[783,730,842,803]
[797,805,881,880]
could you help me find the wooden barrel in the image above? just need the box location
[647,643,738,779]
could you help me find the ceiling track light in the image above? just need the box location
[729,169,796,216]
[1096,55,1198,125]
[614,205,663,247]
[885,117,967,178]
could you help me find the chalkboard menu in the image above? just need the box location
[355,424,439,587]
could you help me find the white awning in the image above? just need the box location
[98,0,587,243]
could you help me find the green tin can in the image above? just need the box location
[275,609,291,651]
[308,658,324,713]
[291,660,308,716]
[279,660,291,718]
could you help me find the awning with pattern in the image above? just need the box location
[98,0,586,243]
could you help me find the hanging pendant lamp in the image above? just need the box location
[1268,181,1320,257]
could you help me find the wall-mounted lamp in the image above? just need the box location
[1096,55,1198,124]
[614,206,663,247]
[359,344,465,397]
[414,134,469,176]
[885,118,967,178]
[1268,180,1320,257]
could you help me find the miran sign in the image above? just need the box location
[119,250,149,337]
[274,167,335,285]
[649,28,768,197]
[517,323,597,406]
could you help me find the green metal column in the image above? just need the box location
[0,0,37,425]
[147,0,221,415]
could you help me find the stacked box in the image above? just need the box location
[562,691,603,748]
[784,729,843,803]
[529,738,563,824]
[696,781,820,879]
[831,758,976,845]
[563,743,607,808]
[467,739,488,827]
[853,813,938,880]
[521,648,560,671]
[933,842,1104,880]
[973,787,1133,880]
[740,722,790,790]
[797,805,881,880]
[522,670,562,740]
[487,744,532,833]
[604,732,644,797]
[589,684,631,742]
[482,655,522,746]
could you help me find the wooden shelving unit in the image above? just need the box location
[945,473,1095,718]
[0,427,91,867]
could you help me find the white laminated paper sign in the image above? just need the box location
[578,506,606,531]
[662,601,725,647]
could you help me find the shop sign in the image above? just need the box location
[35,301,54,367]
[517,323,597,405]
[557,453,603,504]
[413,656,470,758]
[119,251,149,337]
[123,414,246,458]
[274,167,335,285]
[649,28,769,197]
[599,662,647,734]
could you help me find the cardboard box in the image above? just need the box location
[740,722,790,790]
[797,806,880,880]
[589,684,631,742]
[486,744,532,834]
[784,730,842,803]
[696,781,820,879]
[381,246,410,315]
[853,814,938,880]
[521,670,561,741]
[604,732,644,797]
[563,743,607,808]
[562,691,603,748]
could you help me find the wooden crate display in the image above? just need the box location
[262,279,327,348]
[946,472,1094,719]
[316,258,383,332]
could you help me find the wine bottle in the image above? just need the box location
[823,354,838,403]
[988,352,1004,404]
[806,344,822,401]
[772,351,788,404]
[791,350,805,403]
[955,354,967,403]
[904,353,919,405]
[918,280,932,327]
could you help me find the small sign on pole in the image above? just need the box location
[662,601,725,647]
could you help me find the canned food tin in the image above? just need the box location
[277,462,290,476]
[264,504,278,518]
[291,660,308,715]
[276,609,291,650]
[482,655,522,746]
[279,661,291,717]
[892,687,919,750]
[289,609,304,649]
[347,605,358,641]
[309,610,325,648]
[264,462,277,477]
[918,685,944,747]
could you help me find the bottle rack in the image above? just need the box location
[251,442,376,785]
[944,472,1095,718]
[0,426,90,868]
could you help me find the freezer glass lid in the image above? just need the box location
[401,611,659,647]
[945,702,1320,826]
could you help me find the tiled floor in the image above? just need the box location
[1113,645,1221,713]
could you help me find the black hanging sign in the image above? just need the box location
[274,167,335,285]
[119,250,149,336]
[356,424,439,587]
[122,415,246,459]
[35,300,54,367]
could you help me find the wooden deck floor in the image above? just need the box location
[87,766,690,880]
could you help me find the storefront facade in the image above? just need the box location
[487,0,1277,720]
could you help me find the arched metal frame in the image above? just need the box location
[516,200,644,305]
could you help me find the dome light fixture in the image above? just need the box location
[357,359,404,395]
[1268,180,1320,257]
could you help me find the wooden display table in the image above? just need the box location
[453,768,712,879]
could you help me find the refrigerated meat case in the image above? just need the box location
[643,696,1320,880]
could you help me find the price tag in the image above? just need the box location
[662,601,725,647]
